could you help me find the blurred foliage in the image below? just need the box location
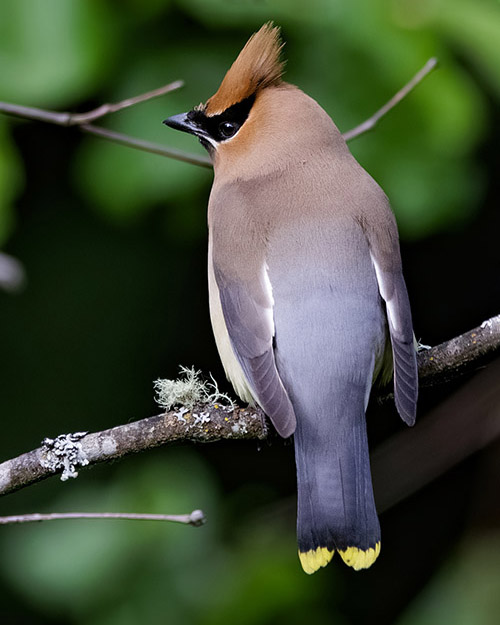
[0,0,499,624]
[0,0,117,106]
[0,451,334,624]
[0,118,23,244]
[396,534,500,625]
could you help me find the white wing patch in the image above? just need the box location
[261,261,275,338]
[370,252,400,333]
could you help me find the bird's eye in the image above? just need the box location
[219,121,238,138]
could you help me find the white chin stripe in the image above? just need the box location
[203,135,218,149]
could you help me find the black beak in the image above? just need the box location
[163,112,199,136]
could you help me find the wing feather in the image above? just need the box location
[370,247,418,425]
[212,263,297,438]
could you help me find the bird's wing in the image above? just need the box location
[361,208,418,425]
[212,258,297,438]
[208,179,297,438]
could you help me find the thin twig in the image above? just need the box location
[0,80,184,127]
[0,59,438,167]
[0,510,205,526]
[80,124,212,168]
[342,58,438,141]
[0,101,75,126]
[0,79,212,167]
[68,81,185,125]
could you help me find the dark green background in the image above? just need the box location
[1,1,499,623]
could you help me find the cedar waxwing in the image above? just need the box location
[163,23,418,573]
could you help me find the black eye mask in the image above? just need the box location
[187,94,256,143]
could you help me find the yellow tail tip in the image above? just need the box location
[338,542,381,570]
[298,547,334,574]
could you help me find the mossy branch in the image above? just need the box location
[0,314,499,500]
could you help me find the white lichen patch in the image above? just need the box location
[40,432,89,481]
[173,406,189,423]
[231,419,249,435]
[154,366,236,413]
[154,366,207,410]
[417,340,432,351]
[193,411,211,426]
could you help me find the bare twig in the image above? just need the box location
[0,80,211,169]
[80,124,212,168]
[0,80,184,126]
[342,58,438,141]
[0,315,498,498]
[67,81,185,125]
[0,509,205,526]
[0,59,437,167]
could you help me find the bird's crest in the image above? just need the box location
[204,22,285,116]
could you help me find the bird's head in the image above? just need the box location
[163,23,285,153]
[164,22,342,175]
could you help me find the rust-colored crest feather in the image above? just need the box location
[204,22,284,116]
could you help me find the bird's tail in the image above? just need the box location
[294,409,380,574]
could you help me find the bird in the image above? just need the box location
[163,22,418,574]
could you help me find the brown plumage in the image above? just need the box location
[204,22,284,115]
[163,23,418,575]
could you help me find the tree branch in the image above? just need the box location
[417,313,500,385]
[0,58,437,167]
[0,405,267,496]
[80,123,212,168]
[0,315,498,498]
[342,58,438,141]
